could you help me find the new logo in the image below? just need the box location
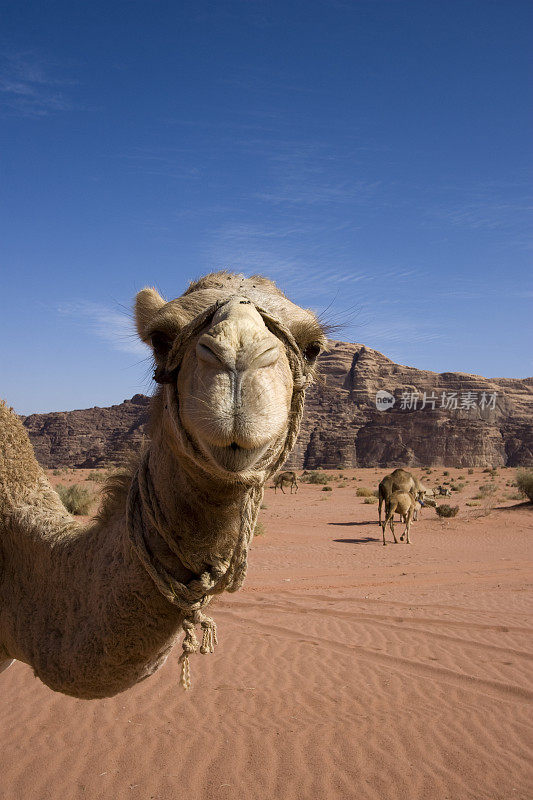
[375,390,395,411]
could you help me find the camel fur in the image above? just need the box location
[273,470,299,494]
[0,271,327,698]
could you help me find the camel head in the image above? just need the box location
[135,272,327,480]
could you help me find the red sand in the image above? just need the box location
[1,468,532,800]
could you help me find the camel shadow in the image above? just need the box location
[333,537,381,544]
[328,521,377,527]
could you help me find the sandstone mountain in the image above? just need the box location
[21,343,533,469]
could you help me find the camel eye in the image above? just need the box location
[150,332,173,359]
[303,342,321,364]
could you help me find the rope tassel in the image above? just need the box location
[178,612,218,690]
[200,615,218,654]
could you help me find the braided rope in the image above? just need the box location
[127,298,311,689]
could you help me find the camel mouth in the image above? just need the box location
[207,441,269,473]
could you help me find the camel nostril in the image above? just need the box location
[230,442,239,451]
[197,341,224,366]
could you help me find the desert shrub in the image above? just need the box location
[435,504,459,518]
[255,521,266,536]
[86,470,108,483]
[424,498,437,507]
[468,468,474,475]
[466,501,480,507]
[477,483,495,497]
[303,471,332,485]
[516,469,533,502]
[56,484,94,515]
[364,496,377,504]
[356,487,374,497]
[451,483,465,492]
[322,486,333,492]
[52,468,61,476]
[443,470,449,476]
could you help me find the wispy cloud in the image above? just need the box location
[0,52,74,117]
[57,302,147,356]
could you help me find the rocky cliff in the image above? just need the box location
[20,343,533,469]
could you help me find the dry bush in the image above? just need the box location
[473,483,496,499]
[364,496,377,504]
[322,486,333,492]
[302,471,332,485]
[356,487,374,497]
[435,504,459,518]
[86,471,108,483]
[254,521,266,536]
[516,469,533,502]
[56,484,94,515]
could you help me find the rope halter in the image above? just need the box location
[127,296,313,689]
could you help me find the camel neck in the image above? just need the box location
[142,429,255,578]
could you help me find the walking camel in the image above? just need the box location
[378,468,427,526]
[0,271,327,698]
[381,490,416,546]
[273,470,299,494]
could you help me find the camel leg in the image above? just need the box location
[404,509,413,544]
[381,521,387,546]
[280,483,285,494]
[378,496,383,526]
[389,514,398,544]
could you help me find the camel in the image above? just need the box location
[0,271,327,698]
[381,490,415,546]
[377,468,427,525]
[273,470,299,494]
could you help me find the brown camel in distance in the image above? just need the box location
[273,470,299,494]
[0,271,327,698]
[382,490,416,546]
[378,468,427,526]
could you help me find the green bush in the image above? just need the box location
[56,484,94,515]
[435,504,459,518]
[356,487,374,497]
[516,469,533,502]
[322,486,333,492]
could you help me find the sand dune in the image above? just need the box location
[1,468,531,800]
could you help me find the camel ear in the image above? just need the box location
[135,288,167,341]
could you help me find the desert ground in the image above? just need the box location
[1,467,531,800]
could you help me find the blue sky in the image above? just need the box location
[1,0,531,415]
